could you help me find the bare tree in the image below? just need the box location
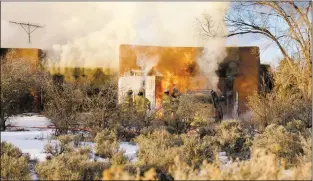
[78,75,119,136]
[199,1,312,98]
[41,77,88,135]
[0,51,37,131]
[40,70,119,136]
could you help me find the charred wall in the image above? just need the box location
[260,64,274,92]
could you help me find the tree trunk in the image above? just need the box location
[0,113,6,131]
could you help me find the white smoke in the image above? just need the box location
[196,5,229,91]
[1,2,229,70]
[136,54,159,76]
[197,37,228,91]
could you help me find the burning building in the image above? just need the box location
[1,46,265,117]
[118,44,261,117]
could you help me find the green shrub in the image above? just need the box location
[1,141,23,158]
[179,135,218,166]
[252,124,304,166]
[36,150,108,180]
[135,129,220,172]
[1,141,31,180]
[77,146,92,157]
[111,150,129,166]
[94,129,119,158]
[102,165,157,180]
[101,150,311,180]
[299,131,312,163]
[285,119,306,133]
[140,126,156,136]
[197,124,218,137]
[216,120,252,160]
[135,130,182,172]
[169,150,312,180]
[44,134,77,157]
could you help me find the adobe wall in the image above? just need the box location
[119,44,260,115]
[0,48,42,68]
[234,47,260,114]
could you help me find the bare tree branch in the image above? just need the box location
[198,1,312,98]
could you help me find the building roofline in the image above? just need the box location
[120,44,259,49]
[0,47,42,50]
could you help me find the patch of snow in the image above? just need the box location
[219,156,229,164]
[218,151,230,165]
[80,141,138,162]
[6,114,53,131]
[29,162,39,181]
[283,170,293,177]
[2,115,139,164]
[120,141,138,161]
[1,130,55,162]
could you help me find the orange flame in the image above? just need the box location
[119,44,209,107]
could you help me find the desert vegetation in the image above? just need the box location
[1,44,312,181]
[0,51,39,131]
[1,142,32,180]
[1,1,312,181]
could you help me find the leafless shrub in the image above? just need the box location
[201,1,312,99]
[0,50,37,131]
[41,77,87,135]
[40,72,119,136]
[78,76,119,136]
[248,90,311,131]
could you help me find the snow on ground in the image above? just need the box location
[80,141,138,162]
[1,130,55,161]
[2,114,229,166]
[120,141,138,161]
[6,113,53,131]
[1,114,138,162]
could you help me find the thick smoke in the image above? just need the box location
[136,54,159,76]
[197,37,228,91]
[2,2,229,90]
[196,5,229,91]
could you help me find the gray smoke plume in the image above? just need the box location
[1,2,229,90]
[196,6,229,91]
